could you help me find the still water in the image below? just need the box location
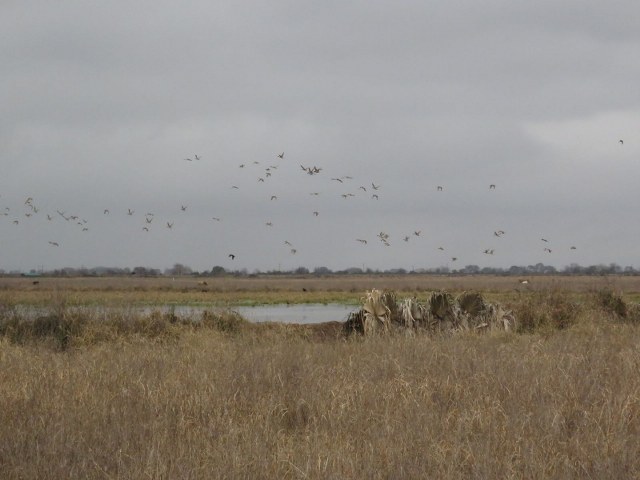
[12,303,358,325]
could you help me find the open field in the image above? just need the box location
[3,274,640,306]
[2,278,640,478]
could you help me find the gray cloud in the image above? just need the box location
[1,1,639,272]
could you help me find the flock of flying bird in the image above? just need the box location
[1,140,600,269]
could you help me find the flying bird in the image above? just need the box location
[437,186,443,191]
[331,177,344,183]
[181,205,187,211]
[541,238,548,242]
[277,152,284,159]
[48,241,59,246]
[570,246,577,250]
[356,239,368,244]
[619,139,624,145]
[371,183,380,190]
[212,217,221,221]
[127,209,134,216]
[371,194,379,200]
[544,248,552,253]
[313,211,319,216]
[166,222,173,229]
[228,254,235,260]
[194,154,201,160]
[494,230,505,237]
[270,195,278,201]
[483,249,494,255]
[489,184,496,190]
[414,231,421,237]
[104,209,109,215]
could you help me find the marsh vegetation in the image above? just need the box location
[1,276,640,478]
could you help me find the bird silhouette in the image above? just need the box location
[277,152,284,159]
[228,254,235,260]
[356,239,368,244]
[166,222,173,229]
[489,184,496,189]
[437,186,443,191]
[48,241,59,246]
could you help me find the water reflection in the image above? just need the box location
[10,303,357,325]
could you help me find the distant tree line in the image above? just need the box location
[5,262,639,278]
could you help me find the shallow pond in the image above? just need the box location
[9,303,358,325]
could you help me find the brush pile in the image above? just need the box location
[344,289,515,336]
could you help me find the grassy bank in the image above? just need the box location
[1,289,640,478]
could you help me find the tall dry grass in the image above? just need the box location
[1,292,640,478]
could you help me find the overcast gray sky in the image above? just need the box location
[2,1,639,273]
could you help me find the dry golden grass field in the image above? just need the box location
[2,275,640,478]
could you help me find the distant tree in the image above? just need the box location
[166,263,192,276]
[313,266,332,275]
[294,266,310,275]
[210,265,226,276]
